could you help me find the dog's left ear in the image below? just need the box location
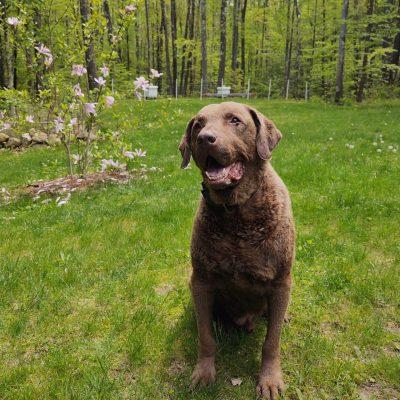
[179,117,195,169]
[248,107,282,160]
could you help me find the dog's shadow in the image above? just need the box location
[161,298,267,399]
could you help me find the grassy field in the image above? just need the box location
[0,99,399,400]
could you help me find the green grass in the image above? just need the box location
[0,99,399,399]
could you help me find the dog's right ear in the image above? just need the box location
[179,117,195,169]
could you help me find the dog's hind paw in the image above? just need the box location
[190,357,216,389]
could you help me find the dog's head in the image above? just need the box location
[179,102,282,205]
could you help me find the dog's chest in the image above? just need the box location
[194,212,279,284]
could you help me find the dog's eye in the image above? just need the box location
[230,117,241,125]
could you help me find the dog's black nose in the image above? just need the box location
[197,132,216,145]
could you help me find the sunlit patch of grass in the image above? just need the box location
[0,99,399,399]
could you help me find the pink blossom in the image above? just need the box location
[71,64,87,76]
[35,44,53,67]
[83,103,97,116]
[100,65,109,77]
[133,148,146,157]
[7,17,21,26]
[100,158,125,172]
[26,115,34,123]
[135,91,142,100]
[150,68,163,79]
[69,117,78,127]
[54,117,64,133]
[125,4,136,13]
[134,76,149,91]
[73,83,84,98]
[94,76,106,87]
[2,122,11,130]
[105,96,115,107]
[123,150,135,159]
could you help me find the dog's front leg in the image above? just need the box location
[257,275,291,399]
[190,274,216,388]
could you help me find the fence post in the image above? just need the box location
[200,78,203,100]
[305,82,308,101]
[268,79,272,100]
[246,78,250,100]
[285,79,290,100]
[175,79,178,100]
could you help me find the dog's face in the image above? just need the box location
[179,102,282,195]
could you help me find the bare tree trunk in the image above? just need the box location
[135,15,140,74]
[388,2,400,84]
[170,0,178,95]
[321,0,327,97]
[145,0,151,73]
[200,0,208,91]
[231,0,240,70]
[356,0,375,102]
[183,0,195,95]
[80,0,97,90]
[157,14,163,93]
[283,0,292,96]
[126,29,130,70]
[335,0,350,104]
[217,0,228,86]
[0,0,6,88]
[180,0,192,94]
[284,1,295,97]
[240,0,248,78]
[103,0,113,47]
[309,0,318,79]
[294,0,302,97]
[161,0,173,94]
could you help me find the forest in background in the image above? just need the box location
[0,0,399,104]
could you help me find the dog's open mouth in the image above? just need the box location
[204,157,244,189]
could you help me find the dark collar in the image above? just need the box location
[201,182,235,213]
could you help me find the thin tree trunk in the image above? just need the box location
[80,0,97,90]
[321,0,327,97]
[284,1,295,97]
[356,0,375,102]
[145,0,151,73]
[294,0,302,97]
[240,0,248,78]
[180,0,191,94]
[200,0,208,91]
[0,0,6,88]
[335,0,350,104]
[170,0,178,95]
[231,0,240,70]
[309,0,318,79]
[183,0,195,95]
[160,0,173,94]
[388,2,400,83]
[135,14,140,74]
[126,29,130,70]
[283,0,292,96]
[217,0,228,86]
[103,0,113,47]
[157,14,163,93]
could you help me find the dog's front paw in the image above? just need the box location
[190,357,216,388]
[256,370,285,399]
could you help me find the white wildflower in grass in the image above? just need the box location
[133,148,146,157]
[388,145,393,150]
[99,65,109,77]
[104,96,115,107]
[377,149,382,153]
[83,103,97,116]
[56,193,71,207]
[94,76,106,87]
[393,148,397,153]
[71,64,87,76]
[26,115,34,123]
[7,17,21,26]
[345,143,354,149]
[372,142,377,146]
[123,150,135,159]
[329,137,333,141]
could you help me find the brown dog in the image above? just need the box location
[179,102,295,399]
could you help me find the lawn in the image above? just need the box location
[0,99,399,400]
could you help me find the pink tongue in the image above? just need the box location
[229,163,244,180]
[207,164,228,179]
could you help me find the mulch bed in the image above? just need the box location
[24,170,138,197]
